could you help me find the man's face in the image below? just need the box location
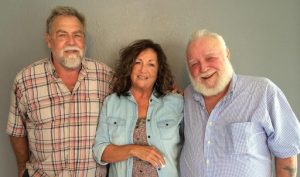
[45,15,85,70]
[186,36,233,96]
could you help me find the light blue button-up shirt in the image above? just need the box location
[180,74,300,177]
[93,92,183,177]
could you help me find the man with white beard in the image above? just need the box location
[7,6,112,177]
[179,29,300,177]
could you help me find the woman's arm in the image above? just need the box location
[102,144,165,168]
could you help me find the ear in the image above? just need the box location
[44,33,51,49]
[226,48,230,61]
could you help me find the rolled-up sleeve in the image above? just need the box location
[6,78,27,137]
[93,98,111,165]
[266,82,300,158]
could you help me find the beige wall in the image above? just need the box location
[1,1,299,176]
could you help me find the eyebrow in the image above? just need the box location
[56,29,84,34]
[136,58,156,62]
[188,59,198,64]
[205,53,217,57]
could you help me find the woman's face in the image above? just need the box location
[130,48,159,92]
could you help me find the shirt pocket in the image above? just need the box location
[107,117,127,144]
[27,97,58,125]
[226,122,263,154]
[157,114,181,140]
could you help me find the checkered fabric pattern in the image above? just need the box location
[180,74,300,177]
[7,57,112,177]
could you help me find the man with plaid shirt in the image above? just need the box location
[7,6,112,177]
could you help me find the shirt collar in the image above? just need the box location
[127,90,160,103]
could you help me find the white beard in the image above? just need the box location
[61,55,82,69]
[189,59,234,96]
[60,46,84,69]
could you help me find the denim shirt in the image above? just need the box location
[93,92,183,177]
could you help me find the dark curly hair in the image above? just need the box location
[112,39,174,98]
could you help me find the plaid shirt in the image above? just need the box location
[7,57,112,177]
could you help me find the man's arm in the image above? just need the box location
[275,156,297,177]
[10,136,29,177]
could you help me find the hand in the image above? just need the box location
[130,145,165,168]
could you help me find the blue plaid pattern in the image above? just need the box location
[180,74,300,177]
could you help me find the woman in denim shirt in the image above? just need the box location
[93,39,183,177]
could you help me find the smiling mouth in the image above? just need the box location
[137,75,148,80]
[201,72,215,80]
[65,50,79,53]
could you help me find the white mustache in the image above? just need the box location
[63,46,81,52]
[200,69,216,78]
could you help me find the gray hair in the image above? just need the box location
[187,29,227,50]
[46,6,85,34]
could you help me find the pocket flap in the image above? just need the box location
[107,117,126,126]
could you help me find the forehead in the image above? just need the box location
[50,15,83,33]
[187,37,225,61]
[137,48,158,61]
[189,37,223,52]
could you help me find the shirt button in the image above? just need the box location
[148,135,151,138]
[207,140,211,144]
[208,121,212,126]
[150,99,153,102]
[147,119,150,122]
[206,159,209,165]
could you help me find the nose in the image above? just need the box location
[139,63,146,72]
[66,35,75,45]
[200,62,209,73]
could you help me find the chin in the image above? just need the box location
[190,77,231,97]
[192,81,218,96]
[61,57,82,69]
[199,86,224,97]
[189,58,234,97]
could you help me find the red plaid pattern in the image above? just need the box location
[7,58,112,177]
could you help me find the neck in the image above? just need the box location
[203,83,230,114]
[131,87,153,118]
[131,88,152,100]
[52,60,81,91]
